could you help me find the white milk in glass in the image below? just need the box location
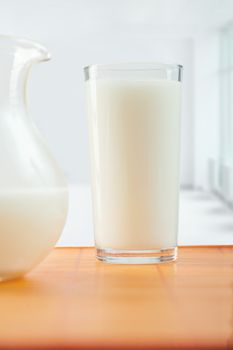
[87,79,181,251]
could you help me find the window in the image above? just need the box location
[219,23,233,163]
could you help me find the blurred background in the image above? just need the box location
[0,0,233,246]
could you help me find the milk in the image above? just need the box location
[0,187,68,280]
[87,79,181,250]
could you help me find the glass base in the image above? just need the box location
[96,247,177,264]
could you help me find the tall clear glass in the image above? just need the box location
[84,63,182,264]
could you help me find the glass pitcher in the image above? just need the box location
[0,36,68,281]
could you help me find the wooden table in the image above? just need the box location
[0,247,232,350]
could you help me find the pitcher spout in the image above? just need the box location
[0,35,51,63]
[18,38,51,63]
[0,35,50,114]
[0,35,50,63]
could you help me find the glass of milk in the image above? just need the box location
[85,63,182,264]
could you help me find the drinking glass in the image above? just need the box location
[85,62,182,264]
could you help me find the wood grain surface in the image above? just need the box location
[0,247,232,350]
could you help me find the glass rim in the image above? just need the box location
[84,61,183,73]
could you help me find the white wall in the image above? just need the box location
[0,0,194,186]
[194,32,220,190]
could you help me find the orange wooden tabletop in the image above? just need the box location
[0,247,232,350]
